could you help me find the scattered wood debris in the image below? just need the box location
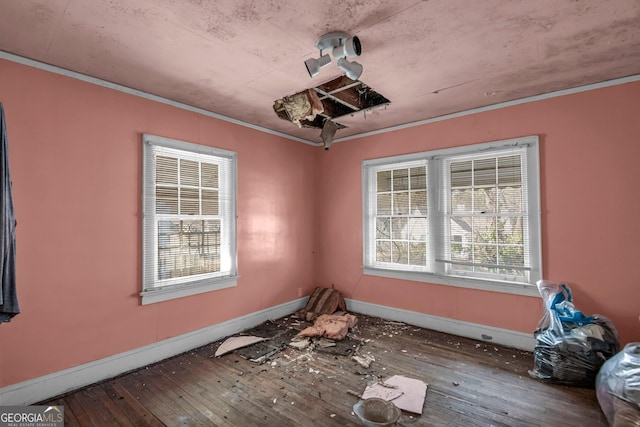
[318,338,336,348]
[352,353,375,369]
[234,327,298,364]
[213,312,428,420]
[289,337,310,349]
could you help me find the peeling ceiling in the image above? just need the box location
[0,0,639,144]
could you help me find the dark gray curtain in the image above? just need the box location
[0,102,19,323]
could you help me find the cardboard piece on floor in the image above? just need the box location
[361,375,428,414]
[215,336,267,357]
[360,383,404,401]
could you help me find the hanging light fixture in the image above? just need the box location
[337,58,363,80]
[331,35,361,59]
[304,31,364,79]
[304,54,332,78]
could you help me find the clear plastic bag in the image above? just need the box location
[596,343,640,426]
[529,280,620,387]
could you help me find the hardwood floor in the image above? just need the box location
[41,314,607,426]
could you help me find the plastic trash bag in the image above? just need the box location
[529,280,620,387]
[596,343,640,426]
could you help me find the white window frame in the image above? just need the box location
[141,134,238,305]
[362,136,542,296]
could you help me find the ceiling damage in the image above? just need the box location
[0,0,638,144]
[273,76,391,143]
[273,76,391,147]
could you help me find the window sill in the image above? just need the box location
[140,275,239,305]
[363,267,540,297]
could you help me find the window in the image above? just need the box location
[141,134,238,304]
[363,136,541,296]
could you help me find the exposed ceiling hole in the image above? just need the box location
[273,76,391,132]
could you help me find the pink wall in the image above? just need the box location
[316,81,640,345]
[1,56,638,391]
[0,59,319,387]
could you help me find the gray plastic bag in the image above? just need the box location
[596,343,640,426]
[529,280,620,387]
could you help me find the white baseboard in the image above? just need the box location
[345,299,536,352]
[1,297,534,405]
[0,297,308,406]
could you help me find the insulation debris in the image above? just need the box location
[272,76,389,130]
[298,313,358,340]
[272,89,323,128]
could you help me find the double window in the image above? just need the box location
[363,136,541,296]
[141,135,238,304]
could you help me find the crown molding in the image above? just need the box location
[2,50,638,147]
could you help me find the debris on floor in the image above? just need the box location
[316,336,361,356]
[215,336,267,357]
[361,375,428,415]
[209,313,435,423]
[298,313,358,340]
[352,353,375,369]
[359,382,403,401]
[294,286,347,322]
[318,338,336,348]
[288,336,311,349]
[214,303,362,366]
[235,329,298,364]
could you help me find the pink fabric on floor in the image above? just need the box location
[298,313,358,340]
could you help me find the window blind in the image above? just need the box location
[142,135,237,292]
[436,146,532,282]
[366,159,429,272]
[362,136,541,289]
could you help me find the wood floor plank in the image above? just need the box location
[350,316,604,426]
[154,356,260,426]
[195,352,357,427]
[45,397,82,427]
[39,313,608,426]
[60,394,92,427]
[102,380,166,426]
[115,369,196,425]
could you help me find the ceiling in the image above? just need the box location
[1,0,639,144]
